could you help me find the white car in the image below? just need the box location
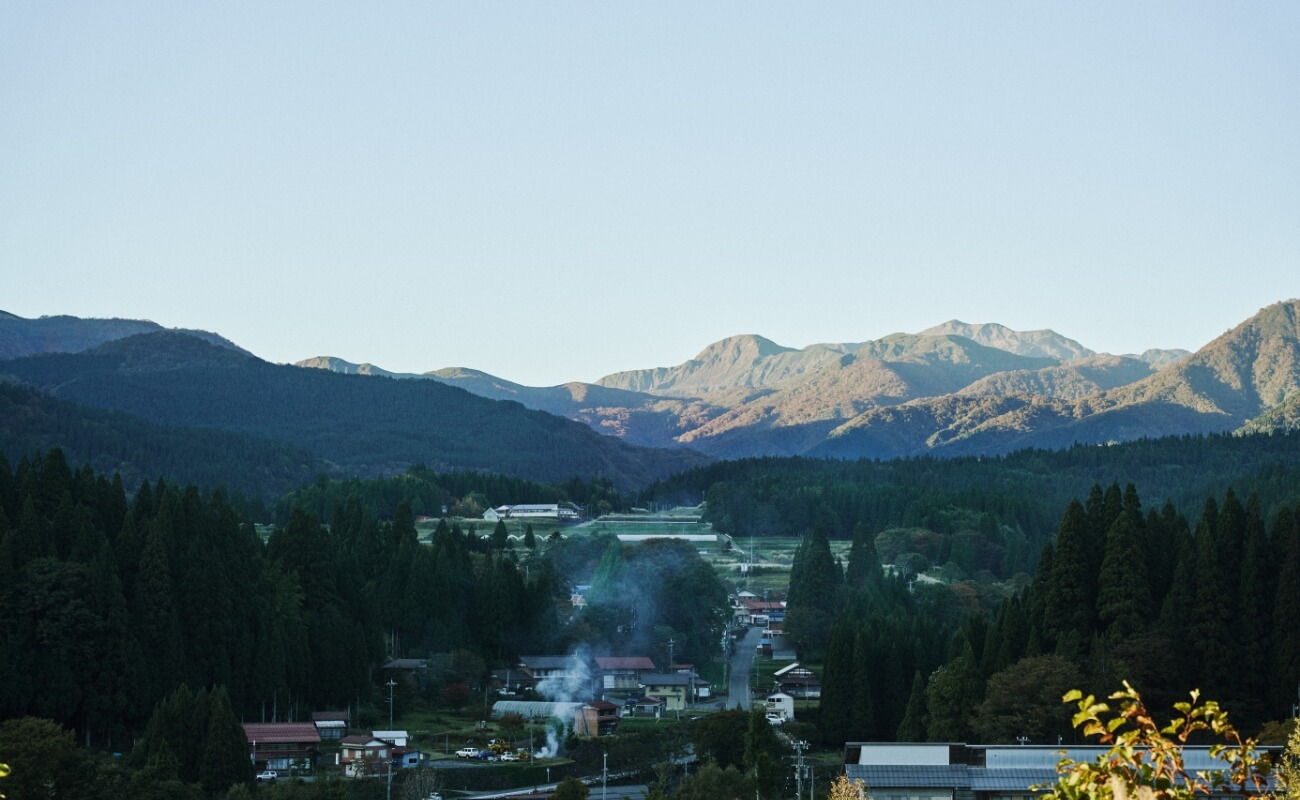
[765,712,784,725]
[256,770,278,781]
[456,747,483,759]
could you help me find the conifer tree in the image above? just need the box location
[1041,500,1094,660]
[1273,505,1300,711]
[817,618,855,744]
[897,671,928,741]
[845,522,882,589]
[1095,509,1151,645]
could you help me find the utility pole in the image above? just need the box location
[602,751,608,800]
[721,625,730,703]
[386,679,397,727]
[793,739,809,800]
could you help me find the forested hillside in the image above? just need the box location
[0,450,571,741]
[0,382,318,507]
[275,465,625,525]
[0,450,728,768]
[648,430,1300,577]
[0,332,709,490]
[802,482,1300,744]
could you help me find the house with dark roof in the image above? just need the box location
[311,710,349,740]
[595,656,656,691]
[518,654,593,692]
[243,722,321,774]
[639,673,706,711]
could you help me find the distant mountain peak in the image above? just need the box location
[692,334,793,363]
[919,320,1095,361]
[296,356,399,378]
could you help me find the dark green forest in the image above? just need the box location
[274,466,626,526]
[5,426,1300,797]
[650,431,1300,577]
[0,332,707,490]
[0,448,729,798]
[0,381,315,509]
[793,482,1300,746]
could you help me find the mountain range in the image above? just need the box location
[297,301,1300,459]
[2,301,1298,491]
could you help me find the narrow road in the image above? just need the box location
[729,626,764,709]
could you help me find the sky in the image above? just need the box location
[2,3,1298,387]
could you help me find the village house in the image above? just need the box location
[773,663,822,699]
[625,695,665,718]
[764,692,795,721]
[338,735,390,777]
[243,722,321,775]
[311,710,349,740]
[518,654,593,693]
[594,656,657,691]
[639,673,706,711]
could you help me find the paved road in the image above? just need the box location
[729,626,764,709]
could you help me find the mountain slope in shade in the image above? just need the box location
[956,355,1157,402]
[0,332,709,490]
[293,358,730,449]
[0,381,320,499]
[0,310,247,359]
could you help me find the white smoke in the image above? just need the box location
[531,648,593,759]
[534,723,561,759]
[534,648,593,704]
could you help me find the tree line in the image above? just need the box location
[805,481,1300,745]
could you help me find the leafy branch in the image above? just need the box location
[1039,682,1271,800]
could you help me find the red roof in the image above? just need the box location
[243,722,321,744]
[743,601,785,611]
[595,656,656,670]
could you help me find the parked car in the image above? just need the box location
[765,712,784,725]
[256,770,278,782]
[499,751,520,762]
[456,747,483,759]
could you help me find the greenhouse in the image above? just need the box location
[490,700,584,721]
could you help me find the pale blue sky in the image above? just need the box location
[3,3,1297,386]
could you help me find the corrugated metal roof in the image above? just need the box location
[969,769,1059,790]
[844,764,971,788]
[595,656,656,670]
[242,722,321,744]
[519,655,579,669]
